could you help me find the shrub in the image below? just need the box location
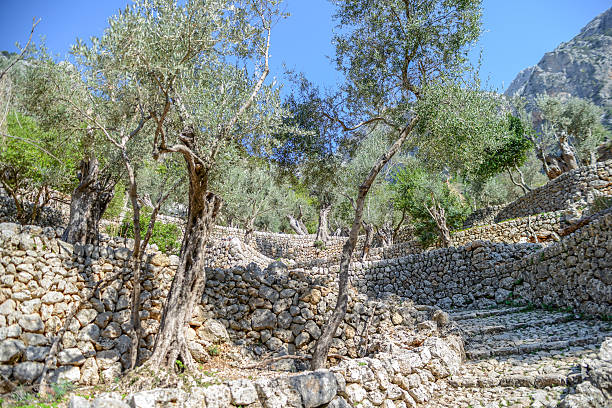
[119,213,182,254]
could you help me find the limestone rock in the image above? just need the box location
[289,370,338,408]
[197,319,230,343]
[18,314,45,333]
[58,348,86,366]
[228,379,258,406]
[129,388,187,408]
[251,309,277,330]
[13,361,44,383]
[0,339,25,364]
[204,384,232,408]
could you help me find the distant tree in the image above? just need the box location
[392,162,469,247]
[0,112,76,223]
[531,95,609,179]
[472,114,534,194]
[336,128,406,254]
[272,77,344,242]
[20,55,122,245]
[213,156,292,241]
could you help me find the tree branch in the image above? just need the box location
[0,17,40,81]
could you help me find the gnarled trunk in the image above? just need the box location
[426,195,452,248]
[360,222,373,261]
[376,221,393,248]
[315,204,331,243]
[62,157,115,245]
[149,169,221,370]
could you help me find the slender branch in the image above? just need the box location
[0,17,40,81]
[0,132,62,162]
[321,112,394,132]
[221,17,271,138]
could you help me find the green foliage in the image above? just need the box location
[212,153,295,232]
[1,112,75,192]
[414,77,507,176]
[535,94,610,162]
[103,182,127,221]
[472,115,534,182]
[313,240,326,250]
[119,212,181,254]
[332,0,483,126]
[591,195,612,213]
[391,163,470,246]
[207,345,220,357]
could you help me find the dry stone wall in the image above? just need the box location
[507,209,612,316]
[68,333,465,408]
[450,211,564,246]
[495,160,612,222]
[0,223,428,389]
[1,200,610,390]
[462,205,506,229]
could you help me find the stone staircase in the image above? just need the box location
[426,307,612,408]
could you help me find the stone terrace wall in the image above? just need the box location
[0,224,426,388]
[495,160,612,222]
[451,211,564,246]
[343,210,612,315]
[508,209,612,316]
[348,242,543,309]
[462,204,506,229]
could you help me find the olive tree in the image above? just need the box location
[82,0,286,369]
[391,161,469,247]
[531,95,609,179]
[213,157,292,240]
[20,54,122,245]
[272,77,345,242]
[311,0,489,369]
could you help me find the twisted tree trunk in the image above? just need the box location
[426,194,452,248]
[315,203,331,243]
[360,222,374,261]
[149,165,221,370]
[62,156,115,245]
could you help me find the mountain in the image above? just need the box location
[505,7,612,125]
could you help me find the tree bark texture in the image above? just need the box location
[287,214,308,235]
[315,204,331,243]
[62,157,115,245]
[360,223,374,261]
[149,167,221,370]
[310,118,416,370]
[426,195,452,248]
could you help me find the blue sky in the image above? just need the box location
[0,0,609,93]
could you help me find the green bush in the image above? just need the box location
[103,182,126,221]
[119,213,182,254]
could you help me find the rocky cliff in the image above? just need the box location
[505,7,612,126]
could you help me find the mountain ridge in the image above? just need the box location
[505,7,612,125]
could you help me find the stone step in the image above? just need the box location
[448,371,583,389]
[463,313,575,336]
[449,306,530,321]
[466,335,609,360]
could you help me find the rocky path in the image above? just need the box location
[426,306,612,408]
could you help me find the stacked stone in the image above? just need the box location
[0,195,65,227]
[198,261,422,361]
[461,204,506,229]
[495,160,612,222]
[451,211,564,246]
[505,210,612,316]
[346,242,541,309]
[69,334,465,408]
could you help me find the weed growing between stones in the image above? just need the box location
[0,380,73,408]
